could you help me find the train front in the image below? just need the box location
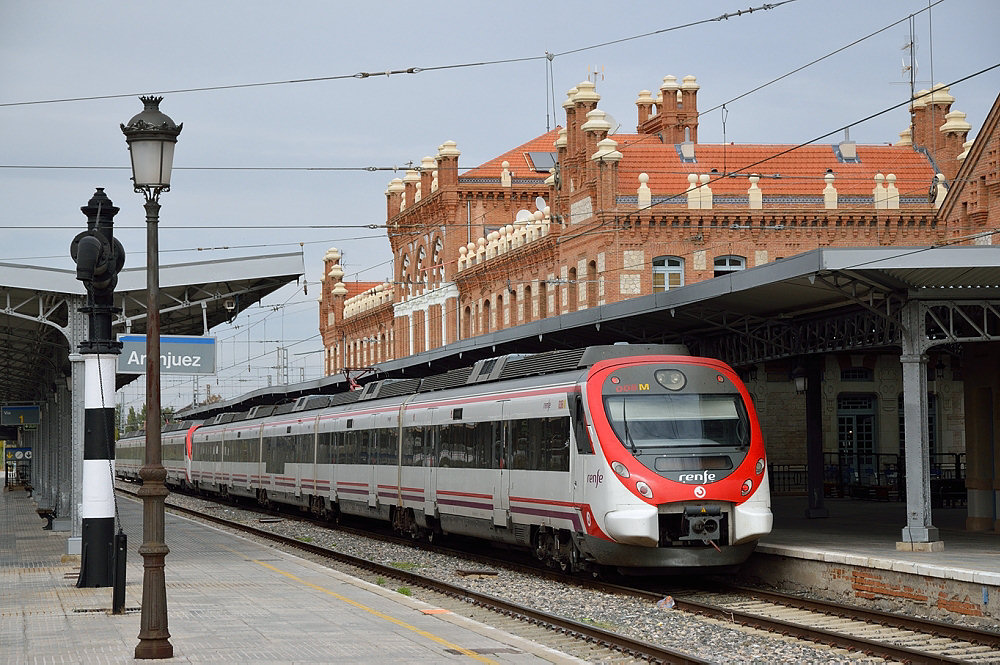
[579,354,772,573]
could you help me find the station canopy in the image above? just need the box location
[181,245,1000,419]
[0,252,304,406]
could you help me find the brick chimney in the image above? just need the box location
[419,156,436,195]
[436,140,461,189]
[678,76,700,144]
[637,75,699,144]
[386,178,404,219]
[910,83,955,166]
[581,109,611,185]
[402,169,420,210]
[635,89,655,128]
[572,81,601,191]
[938,110,972,181]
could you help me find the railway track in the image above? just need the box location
[118,486,704,664]
[665,588,1000,663]
[122,485,1000,663]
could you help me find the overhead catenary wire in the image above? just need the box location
[697,0,946,118]
[0,1,794,109]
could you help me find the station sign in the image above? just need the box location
[117,335,217,375]
[4,447,32,461]
[1,405,40,426]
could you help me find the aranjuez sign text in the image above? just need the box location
[117,335,216,375]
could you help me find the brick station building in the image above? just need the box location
[317,75,999,500]
[320,75,989,373]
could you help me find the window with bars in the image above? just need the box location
[840,367,874,382]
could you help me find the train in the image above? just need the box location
[116,344,772,574]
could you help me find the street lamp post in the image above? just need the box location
[121,96,182,660]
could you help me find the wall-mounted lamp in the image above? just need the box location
[791,364,807,394]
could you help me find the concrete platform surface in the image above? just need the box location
[1,487,579,664]
[761,496,1000,585]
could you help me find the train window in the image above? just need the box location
[452,408,463,420]
[318,431,333,464]
[346,419,353,428]
[378,428,397,465]
[603,394,747,448]
[507,417,569,471]
[569,393,594,455]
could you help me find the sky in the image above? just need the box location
[2,0,998,414]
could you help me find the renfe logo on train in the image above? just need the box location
[678,471,717,483]
[587,470,604,487]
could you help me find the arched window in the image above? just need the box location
[714,255,746,278]
[523,284,532,322]
[652,256,684,292]
[482,299,491,333]
[416,247,426,287]
[567,267,578,311]
[496,293,504,329]
[463,305,471,339]
[538,281,548,318]
[587,261,598,307]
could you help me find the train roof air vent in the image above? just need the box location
[328,390,362,406]
[468,354,529,384]
[271,402,296,416]
[419,366,473,392]
[247,405,276,420]
[360,378,421,400]
[498,349,586,380]
[292,395,332,412]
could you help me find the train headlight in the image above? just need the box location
[654,369,686,391]
[755,458,766,475]
[636,481,653,499]
[741,478,754,496]
[611,461,630,478]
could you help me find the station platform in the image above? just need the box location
[0,486,577,664]
[746,495,1000,623]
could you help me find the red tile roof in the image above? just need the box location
[461,130,561,179]
[343,281,382,298]
[461,129,938,200]
[616,137,937,199]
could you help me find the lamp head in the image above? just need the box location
[121,96,182,195]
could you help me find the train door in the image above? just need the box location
[310,415,320,501]
[424,407,440,519]
[570,391,599,515]
[493,400,510,526]
[252,423,263,491]
[359,415,375,509]
[213,429,225,487]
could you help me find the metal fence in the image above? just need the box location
[769,452,966,506]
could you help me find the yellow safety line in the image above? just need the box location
[222,545,498,664]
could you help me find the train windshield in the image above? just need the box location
[603,394,749,449]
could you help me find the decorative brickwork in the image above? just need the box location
[319,79,995,378]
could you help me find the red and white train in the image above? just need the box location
[117,344,772,573]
